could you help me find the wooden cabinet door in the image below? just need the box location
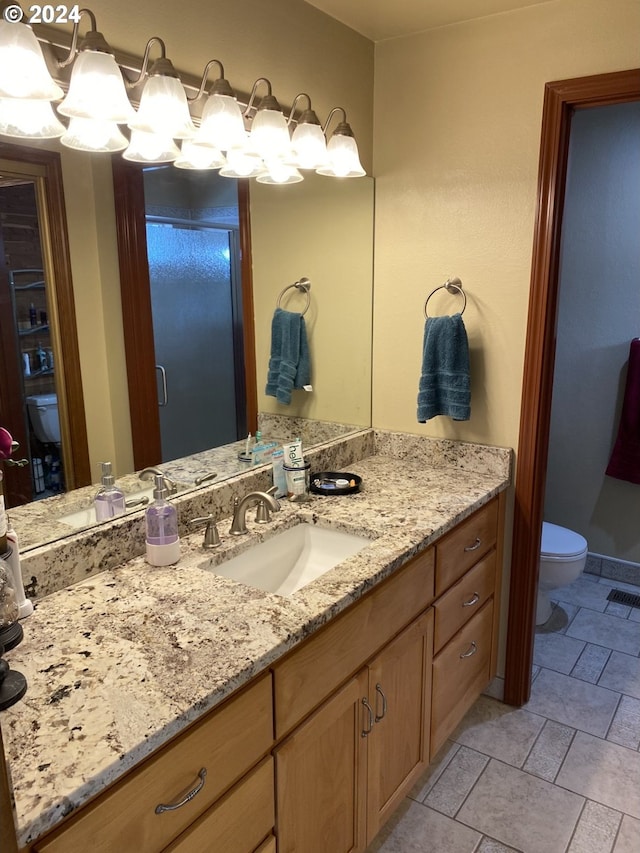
[366,609,434,841]
[275,670,368,853]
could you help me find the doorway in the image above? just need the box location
[112,159,257,472]
[503,68,640,706]
[0,146,90,507]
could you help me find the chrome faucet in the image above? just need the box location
[139,466,178,495]
[230,489,280,535]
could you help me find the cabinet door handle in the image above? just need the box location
[374,683,387,723]
[460,641,478,659]
[463,592,480,607]
[361,698,374,737]
[464,537,482,552]
[155,768,207,814]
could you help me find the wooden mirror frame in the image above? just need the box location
[503,68,640,707]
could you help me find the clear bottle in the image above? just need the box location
[145,474,180,566]
[94,462,126,521]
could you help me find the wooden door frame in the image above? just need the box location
[0,144,90,499]
[503,68,640,707]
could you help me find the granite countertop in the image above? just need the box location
[2,451,509,848]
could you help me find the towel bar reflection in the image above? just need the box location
[424,277,466,318]
[277,276,311,315]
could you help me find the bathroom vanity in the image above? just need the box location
[1,431,510,853]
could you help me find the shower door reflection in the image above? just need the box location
[146,221,243,462]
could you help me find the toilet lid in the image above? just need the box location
[541,522,588,558]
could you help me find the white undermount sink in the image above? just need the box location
[209,522,373,596]
[58,486,156,529]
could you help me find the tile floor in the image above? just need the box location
[367,573,640,853]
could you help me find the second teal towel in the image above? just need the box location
[417,313,471,422]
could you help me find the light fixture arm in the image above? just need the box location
[189,59,226,102]
[58,7,106,68]
[243,76,273,118]
[126,36,169,87]
[322,106,354,138]
[287,92,312,126]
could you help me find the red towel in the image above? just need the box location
[606,338,640,485]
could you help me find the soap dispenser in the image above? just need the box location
[94,462,126,521]
[145,474,180,566]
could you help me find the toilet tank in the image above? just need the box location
[26,393,60,444]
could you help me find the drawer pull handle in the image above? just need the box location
[460,641,478,659]
[374,683,387,723]
[463,592,480,607]
[361,698,374,737]
[464,538,482,552]
[155,768,207,814]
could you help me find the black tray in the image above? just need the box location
[310,472,362,496]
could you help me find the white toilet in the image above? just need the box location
[26,393,61,444]
[537,521,588,625]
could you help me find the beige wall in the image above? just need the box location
[372,0,640,452]
[372,0,639,674]
[52,0,374,481]
[251,174,374,427]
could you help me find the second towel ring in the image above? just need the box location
[424,277,466,318]
[277,277,311,316]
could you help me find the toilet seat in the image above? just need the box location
[541,522,587,560]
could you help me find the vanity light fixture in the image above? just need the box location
[256,161,304,184]
[174,138,226,170]
[190,60,246,152]
[316,107,366,178]
[60,116,128,152]
[246,78,292,163]
[127,37,195,140]
[219,145,264,179]
[122,128,180,163]
[0,13,63,100]
[0,97,65,138]
[0,4,366,178]
[56,9,135,125]
[288,93,328,170]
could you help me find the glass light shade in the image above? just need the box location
[174,139,226,170]
[194,93,246,151]
[219,147,264,178]
[291,121,328,169]
[123,128,180,163]
[61,117,128,152]
[129,74,195,139]
[256,162,303,185]
[316,133,365,178]
[0,98,64,138]
[249,106,291,161]
[57,50,135,123]
[0,21,63,100]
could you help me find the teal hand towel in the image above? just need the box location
[417,313,471,422]
[265,308,311,405]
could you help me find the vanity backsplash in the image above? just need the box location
[15,429,511,601]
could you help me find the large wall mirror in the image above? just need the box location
[0,138,374,551]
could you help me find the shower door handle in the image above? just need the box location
[156,364,168,407]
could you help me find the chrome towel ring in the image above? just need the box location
[276,276,311,316]
[424,276,466,318]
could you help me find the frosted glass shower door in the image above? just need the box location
[145,223,239,462]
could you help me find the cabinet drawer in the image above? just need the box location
[430,599,493,757]
[435,498,498,596]
[34,673,274,853]
[163,757,274,853]
[274,547,435,737]
[433,549,496,654]
[255,836,277,853]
